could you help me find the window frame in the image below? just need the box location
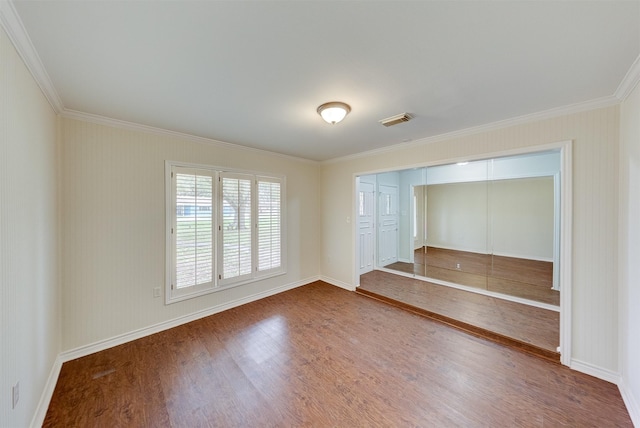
[165,161,286,304]
[255,175,284,278]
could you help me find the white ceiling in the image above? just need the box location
[11,1,640,161]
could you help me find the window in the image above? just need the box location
[171,167,214,299]
[257,177,282,272]
[166,162,285,303]
[219,173,253,284]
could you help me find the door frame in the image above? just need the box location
[352,139,572,366]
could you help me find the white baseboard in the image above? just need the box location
[30,277,320,426]
[619,377,640,427]
[570,358,620,384]
[491,251,553,263]
[30,355,63,428]
[38,277,637,427]
[319,275,356,291]
[424,244,553,262]
[376,267,559,312]
[425,244,488,256]
[60,276,318,362]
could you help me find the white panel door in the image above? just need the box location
[378,184,399,266]
[358,181,375,275]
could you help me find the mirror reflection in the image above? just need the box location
[358,150,561,307]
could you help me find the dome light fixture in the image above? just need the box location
[317,101,351,124]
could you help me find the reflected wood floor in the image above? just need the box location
[44,282,631,427]
[358,270,559,356]
[386,247,560,306]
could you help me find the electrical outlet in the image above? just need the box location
[456,263,461,269]
[12,382,19,409]
[153,287,161,298]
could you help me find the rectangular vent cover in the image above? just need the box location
[379,113,412,127]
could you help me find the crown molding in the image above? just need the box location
[615,54,640,101]
[0,0,63,113]
[1,0,635,163]
[61,108,319,165]
[323,95,620,165]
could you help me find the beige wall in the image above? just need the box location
[1,4,637,421]
[0,27,60,427]
[425,177,554,260]
[426,182,489,254]
[491,177,554,260]
[321,106,620,373]
[619,82,640,422]
[60,118,320,351]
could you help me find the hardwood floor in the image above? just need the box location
[386,247,560,306]
[358,270,559,358]
[44,282,631,427]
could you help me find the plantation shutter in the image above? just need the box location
[219,173,253,283]
[257,178,282,272]
[167,161,285,303]
[173,167,214,289]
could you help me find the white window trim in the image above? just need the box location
[165,160,286,304]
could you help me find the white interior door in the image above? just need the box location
[378,184,399,266]
[358,181,375,275]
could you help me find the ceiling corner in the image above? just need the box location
[0,0,64,113]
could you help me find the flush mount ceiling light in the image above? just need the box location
[317,102,351,124]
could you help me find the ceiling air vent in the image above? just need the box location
[379,113,412,127]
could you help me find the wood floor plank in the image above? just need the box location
[387,247,560,305]
[358,270,559,354]
[44,282,630,427]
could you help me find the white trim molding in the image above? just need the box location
[558,140,573,367]
[319,275,357,291]
[61,109,318,164]
[570,359,620,385]
[324,97,617,165]
[29,356,63,428]
[619,378,640,427]
[615,54,640,101]
[60,277,316,362]
[0,0,63,113]
[29,276,317,426]
[376,267,560,312]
